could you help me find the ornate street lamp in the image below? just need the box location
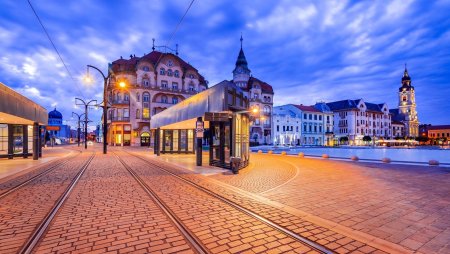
[75,98,97,149]
[72,112,85,147]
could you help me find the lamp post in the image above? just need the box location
[72,112,85,147]
[75,98,97,149]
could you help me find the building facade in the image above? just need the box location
[326,99,392,145]
[392,121,405,138]
[390,66,419,138]
[107,49,208,146]
[231,36,274,145]
[272,104,332,146]
[46,108,72,144]
[423,125,450,145]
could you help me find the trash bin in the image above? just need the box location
[230,157,241,174]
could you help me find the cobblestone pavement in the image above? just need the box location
[0,151,93,253]
[119,151,319,254]
[210,153,450,253]
[34,151,194,254]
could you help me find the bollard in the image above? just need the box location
[322,154,329,159]
[382,157,391,163]
[257,150,263,154]
[429,160,439,166]
[268,150,273,154]
[350,156,359,161]
[281,151,287,155]
[298,152,305,158]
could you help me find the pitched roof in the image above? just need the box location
[292,104,321,112]
[427,125,450,130]
[326,99,359,111]
[390,108,406,122]
[110,51,207,84]
[245,76,274,94]
[365,102,384,112]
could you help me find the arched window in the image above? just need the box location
[161,95,168,103]
[160,68,165,75]
[167,69,173,76]
[136,92,140,102]
[136,109,140,119]
[402,96,407,102]
[263,106,271,114]
[189,82,195,92]
[172,97,178,104]
[143,66,150,72]
[142,78,149,87]
[124,93,130,102]
[174,70,179,78]
[143,93,150,102]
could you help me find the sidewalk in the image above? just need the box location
[0,146,75,181]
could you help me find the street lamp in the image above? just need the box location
[75,98,97,149]
[72,112,85,147]
[85,65,112,154]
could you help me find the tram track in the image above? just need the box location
[118,150,333,254]
[18,152,95,254]
[113,152,209,254]
[0,149,82,199]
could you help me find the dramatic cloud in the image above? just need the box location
[0,0,449,128]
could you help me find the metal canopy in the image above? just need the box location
[151,80,245,129]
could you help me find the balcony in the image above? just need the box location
[111,100,130,106]
[263,124,271,129]
[110,116,130,122]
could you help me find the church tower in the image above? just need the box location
[398,65,419,137]
[232,35,251,88]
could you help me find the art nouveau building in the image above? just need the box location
[232,36,274,145]
[326,99,392,145]
[390,66,419,138]
[272,105,302,146]
[107,49,208,146]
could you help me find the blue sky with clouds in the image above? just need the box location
[1,0,449,128]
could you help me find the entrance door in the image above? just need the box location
[209,121,231,168]
[140,132,150,146]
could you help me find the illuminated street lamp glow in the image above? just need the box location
[251,107,258,114]
[119,81,126,88]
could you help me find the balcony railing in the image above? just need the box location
[111,100,130,105]
[110,116,130,122]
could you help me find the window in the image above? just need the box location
[160,68,165,75]
[283,126,285,132]
[167,60,174,67]
[142,108,149,119]
[188,74,195,79]
[189,84,195,92]
[136,92,140,102]
[161,81,168,89]
[303,114,307,119]
[143,66,150,72]
[172,97,178,104]
[167,69,173,76]
[143,93,150,102]
[161,95,168,103]
[172,82,178,90]
[143,79,149,87]
[402,96,407,102]
[124,93,129,102]
[319,115,322,121]
[136,109,140,118]
[174,70,179,78]
[303,124,307,132]
[277,125,279,132]
[314,115,317,120]
[264,106,271,114]
[309,114,312,120]
[123,108,129,118]
[254,93,259,99]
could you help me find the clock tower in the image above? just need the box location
[232,35,251,87]
[398,65,419,137]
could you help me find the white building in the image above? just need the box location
[326,99,392,145]
[272,104,330,146]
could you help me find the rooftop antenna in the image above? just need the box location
[176,44,179,55]
[240,32,243,49]
[152,38,155,51]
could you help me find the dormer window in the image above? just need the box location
[174,70,180,78]
[167,69,173,76]
[167,60,173,67]
[143,66,150,72]
[188,74,195,79]
[161,81,168,89]
[160,68,165,75]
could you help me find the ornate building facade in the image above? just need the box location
[107,48,208,146]
[390,66,419,137]
[231,36,274,144]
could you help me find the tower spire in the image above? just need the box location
[240,33,243,49]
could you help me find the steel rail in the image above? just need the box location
[113,152,209,254]
[19,152,96,254]
[124,151,334,254]
[0,150,82,199]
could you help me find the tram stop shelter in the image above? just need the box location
[0,82,48,160]
[151,80,250,170]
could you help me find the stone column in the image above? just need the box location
[23,124,28,158]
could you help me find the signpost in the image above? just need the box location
[196,117,203,166]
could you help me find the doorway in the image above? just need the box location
[140,132,150,146]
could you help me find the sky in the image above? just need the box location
[1,0,450,129]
